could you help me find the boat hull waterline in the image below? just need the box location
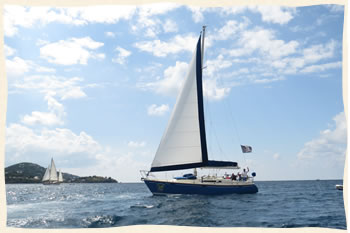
[144,179,258,195]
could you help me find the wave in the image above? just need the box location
[84,215,123,228]
[130,204,154,209]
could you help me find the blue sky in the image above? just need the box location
[4,3,345,182]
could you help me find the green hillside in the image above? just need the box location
[5,162,79,183]
[5,162,118,184]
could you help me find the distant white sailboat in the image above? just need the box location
[42,158,63,185]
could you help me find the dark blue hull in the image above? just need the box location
[144,179,258,195]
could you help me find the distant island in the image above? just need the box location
[5,162,118,184]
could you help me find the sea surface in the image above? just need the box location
[6,180,346,229]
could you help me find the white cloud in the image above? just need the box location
[134,34,198,57]
[210,19,250,42]
[205,54,232,77]
[162,19,178,33]
[4,6,83,37]
[61,86,87,100]
[204,79,230,101]
[220,6,295,25]
[187,6,207,23]
[6,55,56,77]
[231,28,299,59]
[5,122,150,182]
[105,31,115,38]
[279,40,338,74]
[4,5,136,37]
[147,104,169,116]
[301,61,342,73]
[8,74,89,127]
[253,76,286,84]
[112,46,132,65]
[11,75,87,101]
[128,141,146,147]
[36,39,50,46]
[273,153,280,160]
[131,3,180,38]
[224,26,339,81]
[252,6,296,25]
[66,6,136,24]
[66,150,150,182]
[139,61,188,96]
[35,66,56,73]
[302,40,337,63]
[21,111,63,126]
[6,123,102,159]
[40,37,104,65]
[4,44,16,57]
[21,94,66,127]
[137,3,179,18]
[5,57,32,76]
[297,112,346,163]
[140,56,233,101]
[4,5,296,39]
[325,4,344,13]
[219,6,249,16]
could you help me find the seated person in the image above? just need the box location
[231,173,237,180]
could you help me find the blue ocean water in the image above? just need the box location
[6,180,346,229]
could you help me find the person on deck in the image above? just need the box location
[231,173,237,181]
[237,172,241,181]
[241,167,249,181]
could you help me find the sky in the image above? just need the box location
[3,3,346,182]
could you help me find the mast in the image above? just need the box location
[201,26,206,69]
[197,25,209,165]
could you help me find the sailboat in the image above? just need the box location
[42,158,63,185]
[141,26,258,195]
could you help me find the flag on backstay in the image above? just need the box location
[241,145,252,153]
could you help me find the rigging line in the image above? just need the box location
[202,25,229,163]
[204,83,229,161]
[206,96,229,162]
[217,77,242,145]
[217,75,248,167]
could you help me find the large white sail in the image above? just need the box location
[42,166,50,181]
[150,36,207,172]
[58,170,63,182]
[49,158,58,181]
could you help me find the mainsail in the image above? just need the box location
[49,158,58,181]
[150,30,237,172]
[150,36,206,172]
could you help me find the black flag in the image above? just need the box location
[241,145,252,153]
